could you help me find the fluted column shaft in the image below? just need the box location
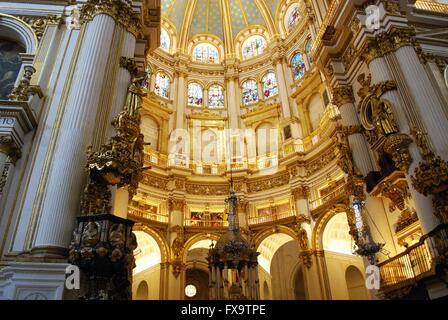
[339,102,375,176]
[175,73,186,130]
[369,56,439,233]
[33,14,117,253]
[274,60,291,118]
[394,46,448,160]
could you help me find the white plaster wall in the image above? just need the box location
[132,264,161,300]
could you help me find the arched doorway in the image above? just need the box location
[293,267,306,300]
[135,281,149,300]
[257,233,302,300]
[185,268,209,300]
[345,266,369,300]
[321,212,368,300]
[132,231,162,300]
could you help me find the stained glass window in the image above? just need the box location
[306,38,313,65]
[291,52,306,81]
[208,84,224,108]
[188,82,203,106]
[286,4,300,32]
[193,43,219,64]
[262,72,278,98]
[154,72,170,98]
[242,80,258,106]
[242,35,266,60]
[160,28,170,52]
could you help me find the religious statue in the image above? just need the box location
[109,223,125,247]
[374,100,399,136]
[124,72,147,117]
[81,221,100,247]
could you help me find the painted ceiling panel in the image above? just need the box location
[190,0,224,40]
[162,0,272,43]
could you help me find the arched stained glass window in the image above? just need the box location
[188,82,203,106]
[154,72,170,98]
[208,84,224,108]
[286,4,300,32]
[242,35,266,60]
[291,52,306,81]
[193,43,219,64]
[306,38,313,65]
[262,72,278,98]
[242,80,258,106]
[160,28,170,52]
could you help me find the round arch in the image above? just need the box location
[311,204,349,251]
[133,223,169,263]
[234,26,269,60]
[160,17,178,54]
[0,13,38,54]
[252,225,297,249]
[181,232,221,262]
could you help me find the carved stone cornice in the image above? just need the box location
[79,0,143,38]
[331,85,354,107]
[247,172,290,193]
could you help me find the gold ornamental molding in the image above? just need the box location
[415,0,448,14]
[359,27,417,65]
[410,128,448,223]
[331,85,354,107]
[16,15,62,43]
[292,186,309,200]
[79,0,143,38]
[383,133,413,172]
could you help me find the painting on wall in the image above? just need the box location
[0,40,24,100]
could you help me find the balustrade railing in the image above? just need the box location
[248,210,295,225]
[309,183,346,211]
[378,224,448,289]
[184,219,228,228]
[127,206,169,224]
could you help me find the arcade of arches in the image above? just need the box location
[0,0,448,301]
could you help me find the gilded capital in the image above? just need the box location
[332,85,354,107]
[79,0,143,38]
[292,186,309,200]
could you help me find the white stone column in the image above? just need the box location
[32,14,117,255]
[338,100,375,176]
[227,77,240,130]
[274,60,291,118]
[175,72,186,130]
[368,56,440,233]
[394,46,448,160]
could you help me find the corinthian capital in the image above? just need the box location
[0,136,21,164]
[331,85,354,107]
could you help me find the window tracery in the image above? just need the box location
[291,52,306,81]
[193,43,219,64]
[154,72,170,98]
[262,72,278,98]
[160,28,170,52]
[188,82,203,106]
[242,35,266,60]
[208,84,224,108]
[242,79,259,105]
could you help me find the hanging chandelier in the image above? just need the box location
[207,181,260,300]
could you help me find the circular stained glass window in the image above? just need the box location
[185,284,197,298]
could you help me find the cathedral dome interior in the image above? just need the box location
[0,0,448,302]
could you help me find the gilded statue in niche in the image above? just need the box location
[374,100,399,136]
